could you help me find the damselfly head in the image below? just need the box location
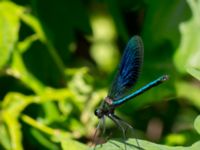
[94,108,103,118]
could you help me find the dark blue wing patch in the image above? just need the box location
[108,36,144,100]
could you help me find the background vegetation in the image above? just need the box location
[0,0,200,150]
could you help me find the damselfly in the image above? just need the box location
[94,36,168,149]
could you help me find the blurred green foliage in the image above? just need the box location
[0,0,200,150]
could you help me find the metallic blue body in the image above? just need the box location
[112,75,168,106]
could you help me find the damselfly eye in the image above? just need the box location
[94,109,102,118]
[94,109,98,116]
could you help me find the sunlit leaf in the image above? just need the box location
[0,1,24,68]
[0,123,11,150]
[175,81,200,109]
[187,67,200,81]
[194,115,200,134]
[2,92,32,150]
[174,0,200,73]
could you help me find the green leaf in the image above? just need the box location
[187,67,200,81]
[91,139,200,150]
[0,1,24,68]
[174,0,200,73]
[194,115,200,134]
[175,81,200,109]
[61,139,87,150]
[2,92,33,150]
[0,123,11,150]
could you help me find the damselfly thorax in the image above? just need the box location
[94,97,115,119]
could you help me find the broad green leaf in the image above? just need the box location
[174,0,200,73]
[194,115,200,134]
[0,1,24,68]
[61,139,87,150]
[91,139,200,150]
